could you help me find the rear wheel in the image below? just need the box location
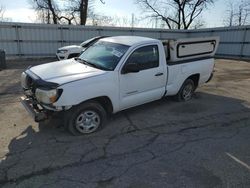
[65,101,107,135]
[176,79,195,102]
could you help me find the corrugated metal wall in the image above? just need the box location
[187,26,250,59]
[0,22,249,59]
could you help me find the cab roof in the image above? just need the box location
[100,36,158,46]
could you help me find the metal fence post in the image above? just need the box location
[14,24,22,57]
[159,30,162,39]
[97,28,102,36]
[240,27,247,59]
[0,49,6,70]
[59,26,63,47]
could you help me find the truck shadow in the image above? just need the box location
[0,92,250,186]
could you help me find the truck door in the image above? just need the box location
[119,44,166,110]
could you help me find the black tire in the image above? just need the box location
[64,101,107,136]
[176,79,195,102]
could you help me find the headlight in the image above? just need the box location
[35,88,61,104]
[58,50,68,54]
[21,72,28,89]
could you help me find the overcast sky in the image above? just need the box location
[0,0,228,28]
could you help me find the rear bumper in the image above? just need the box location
[20,96,48,122]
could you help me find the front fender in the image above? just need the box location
[53,73,119,112]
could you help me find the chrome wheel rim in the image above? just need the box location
[182,83,193,101]
[75,110,100,134]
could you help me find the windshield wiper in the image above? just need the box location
[75,57,110,71]
[74,57,86,63]
[75,57,93,67]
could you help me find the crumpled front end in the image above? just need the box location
[20,70,60,122]
[20,96,48,122]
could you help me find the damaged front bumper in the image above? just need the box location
[20,96,48,122]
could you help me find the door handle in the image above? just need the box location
[155,72,163,76]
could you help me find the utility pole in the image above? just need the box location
[131,13,135,28]
[155,17,158,28]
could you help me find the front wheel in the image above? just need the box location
[176,79,195,102]
[65,102,107,135]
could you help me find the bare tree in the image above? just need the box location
[190,17,206,29]
[68,0,90,25]
[0,6,5,21]
[57,1,78,25]
[0,5,12,22]
[136,0,213,29]
[30,0,59,24]
[67,0,105,25]
[31,0,105,25]
[224,0,250,26]
[58,14,75,25]
[87,12,142,27]
[88,11,115,26]
[236,1,250,26]
[224,2,234,27]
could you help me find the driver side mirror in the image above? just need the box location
[122,63,140,74]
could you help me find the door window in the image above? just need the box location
[125,45,159,70]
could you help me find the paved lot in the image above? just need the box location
[0,59,250,188]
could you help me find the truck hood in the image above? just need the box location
[29,59,107,85]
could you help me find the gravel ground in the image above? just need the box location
[0,58,250,188]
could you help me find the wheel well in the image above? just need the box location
[88,96,113,114]
[187,74,200,89]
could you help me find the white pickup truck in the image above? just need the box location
[21,36,219,135]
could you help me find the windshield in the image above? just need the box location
[78,41,130,71]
